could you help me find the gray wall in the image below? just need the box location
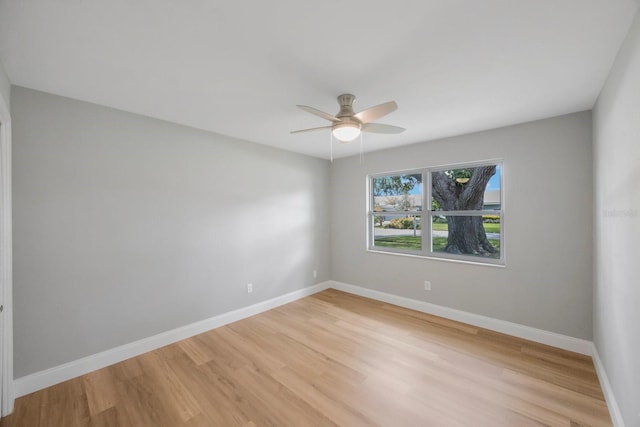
[331,111,593,340]
[593,11,640,427]
[11,87,331,378]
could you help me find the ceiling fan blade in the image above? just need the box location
[290,125,332,134]
[297,105,341,122]
[354,101,398,124]
[361,123,405,134]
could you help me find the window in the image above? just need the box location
[368,161,503,265]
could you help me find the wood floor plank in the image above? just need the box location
[135,350,203,424]
[2,289,613,426]
[88,406,120,427]
[83,367,121,416]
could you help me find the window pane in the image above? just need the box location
[431,215,500,259]
[372,174,422,212]
[431,164,501,211]
[373,215,422,251]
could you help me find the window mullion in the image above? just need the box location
[424,170,430,256]
[435,210,501,216]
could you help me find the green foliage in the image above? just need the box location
[444,168,472,181]
[386,217,420,229]
[373,174,421,196]
[483,215,500,223]
[432,215,448,223]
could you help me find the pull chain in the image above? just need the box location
[359,132,364,163]
[330,131,334,163]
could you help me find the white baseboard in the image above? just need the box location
[14,282,331,397]
[591,345,626,427]
[329,281,593,355]
[14,280,595,398]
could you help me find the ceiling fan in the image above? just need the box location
[291,94,405,142]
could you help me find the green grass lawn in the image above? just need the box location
[431,222,500,233]
[373,235,422,250]
[375,235,500,258]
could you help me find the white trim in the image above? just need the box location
[13,280,595,398]
[366,248,507,268]
[330,281,593,355]
[14,282,331,397]
[0,89,13,416]
[592,344,626,427]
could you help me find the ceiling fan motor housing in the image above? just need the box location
[336,94,358,120]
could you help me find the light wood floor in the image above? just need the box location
[2,289,611,427]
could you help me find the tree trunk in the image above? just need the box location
[446,216,497,255]
[431,166,497,256]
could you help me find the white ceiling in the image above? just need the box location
[0,1,638,159]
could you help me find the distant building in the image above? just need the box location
[483,190,501,210]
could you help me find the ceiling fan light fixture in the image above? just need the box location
[332,122,361,142]
[291,94,405,146]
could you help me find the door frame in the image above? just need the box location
[0,91,13,416]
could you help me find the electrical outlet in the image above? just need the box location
[313,270,318,279]
[424,280,431,291]
[247,283,253,293]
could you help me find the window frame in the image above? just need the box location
[367,160,504,266]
